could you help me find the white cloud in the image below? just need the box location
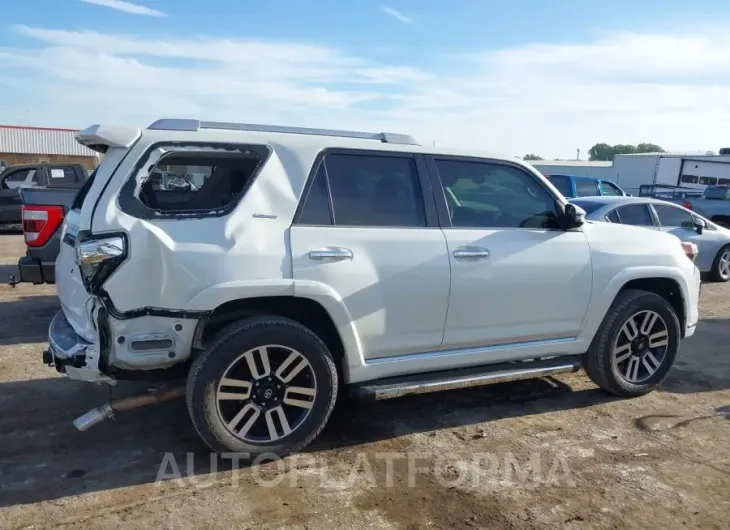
[381,7,412,24]
[2,25,730,157]
[79,0,166,17]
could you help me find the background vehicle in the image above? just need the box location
[0,163,87,227]
[678,185,730,229]
[10,171,92,286]
[46,119,700,459]
[571,196,730,281]
[545,174,627,198]
[638,184,704,203]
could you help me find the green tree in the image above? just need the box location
[636,143,665,153]
[588,143,615,161]
[523,154,543,161]
[588,142,665,161]
[612,144,636,156]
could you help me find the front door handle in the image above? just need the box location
[308,247,354,261]
[453,246,490,260]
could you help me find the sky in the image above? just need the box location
[1,1,730,159]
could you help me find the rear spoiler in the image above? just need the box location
[75,124,141,153]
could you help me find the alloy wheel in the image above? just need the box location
[612,310,669,384]
[719,249,730,280]
[215,345,317,443]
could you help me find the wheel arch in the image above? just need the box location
[581,267,691,343]
[189,281,364,383]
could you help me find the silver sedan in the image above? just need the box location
[570,196,730,282]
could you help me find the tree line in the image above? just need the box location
[523,143,665,162]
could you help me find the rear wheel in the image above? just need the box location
[709,245,730,282]
[584,290,680,397]
[186,316,338,458]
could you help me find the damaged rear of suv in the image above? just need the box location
[46,118,701,458]
[50,120,274,384]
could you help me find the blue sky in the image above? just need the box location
[1,0,730,157]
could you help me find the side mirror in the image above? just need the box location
[694,218,705,234]
[562,203,586,230]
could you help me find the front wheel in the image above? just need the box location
[584,290,680,397]
[186,316,338,458]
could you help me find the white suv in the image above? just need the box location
[46,119,701,457]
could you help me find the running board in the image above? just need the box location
[350,356,582,400]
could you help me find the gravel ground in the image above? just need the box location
[0,234,728,529]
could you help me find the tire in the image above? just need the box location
[583,289,680,398]
[709,245,730,283]
[186,316,338,458]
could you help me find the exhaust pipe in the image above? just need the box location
[73,387,185,432]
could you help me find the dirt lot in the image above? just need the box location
[0,233,728,529]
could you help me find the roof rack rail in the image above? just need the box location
[147,119,418,145]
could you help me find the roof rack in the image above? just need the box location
[147,119,418,146]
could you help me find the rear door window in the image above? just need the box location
[323,153,426,227]
[575,178,600,197]
[48,166,79,186]
[615,204,654,226]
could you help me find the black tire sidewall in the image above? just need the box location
[187,317,338,457]
[603,293,680,393]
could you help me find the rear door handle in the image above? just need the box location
[453,246,490,260]
[308,247,354,261]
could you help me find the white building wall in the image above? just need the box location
[529,162,616,180]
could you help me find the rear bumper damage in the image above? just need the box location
[44,305,200,383]
[45,308,187,430]
[44,310,113,384]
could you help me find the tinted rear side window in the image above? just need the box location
[606,210,620,223]
[547,175,572,197]
[324,153,426,227]
[72,169,97,210]
[297,164,332,225]
[615,204,654,226]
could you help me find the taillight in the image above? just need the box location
[682,200,692,210]
[22,205,65,247]
[681,241,699,261]
[75,235,127,292]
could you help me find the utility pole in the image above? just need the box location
[576,148,580,160]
